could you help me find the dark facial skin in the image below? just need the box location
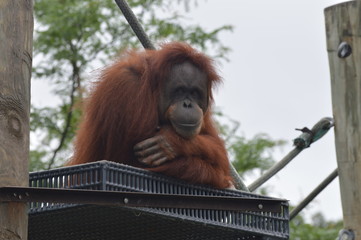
[134,61,209,166]
[159,61,208,138]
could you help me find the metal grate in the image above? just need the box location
[29,161,289,240]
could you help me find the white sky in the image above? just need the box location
[32,0,347,222]
[185,0,345,222]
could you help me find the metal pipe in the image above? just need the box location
[290,168,338,220]
[248,117,334,192]
[248,147,303,192]
[229,163,249,191]
[114,0,156,50]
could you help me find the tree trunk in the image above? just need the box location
[325,1,361,236]
[0,0,33,239]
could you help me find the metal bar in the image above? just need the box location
[0,187,284,213]
[114,0,156,50]
[293,117,334,149]
[248,117,334,192]
[248,147,303,192]
[229,163,249,192]
[290,168,338,220]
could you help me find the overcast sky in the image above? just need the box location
[184,0,345,221]
[32,0,347,222]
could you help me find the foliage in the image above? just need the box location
[229,133,285,177]
[31,0,232,171]
[290,211,343,240]
[215,111,286,178]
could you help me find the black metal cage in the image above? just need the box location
[28,161,289,240]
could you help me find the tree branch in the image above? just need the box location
[47,64,80,170]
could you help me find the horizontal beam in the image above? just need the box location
[0,187,285,213]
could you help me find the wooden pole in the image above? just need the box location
[0,0,33,239]
[325,1,361,236]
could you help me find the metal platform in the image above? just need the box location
[27,161,289,240]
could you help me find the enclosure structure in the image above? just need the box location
[26,161,289,240]
[0,1,33,239]
[325,1,361,237]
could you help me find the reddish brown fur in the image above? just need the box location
[68,42,232,188]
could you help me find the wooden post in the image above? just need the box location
[325,1,361,236]
[0,0,33,239]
